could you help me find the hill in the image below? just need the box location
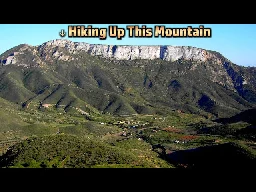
[166,142,256,169]
[0,134,173,168]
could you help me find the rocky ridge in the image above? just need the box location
[38,39,223,63]
[1,39,225,65]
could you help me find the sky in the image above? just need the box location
[0,24,256,67]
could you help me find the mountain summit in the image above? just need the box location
[37,39,222,62]
[0,39,256,118]
[1,39,225,63]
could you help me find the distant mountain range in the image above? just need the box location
[0,39,256,118]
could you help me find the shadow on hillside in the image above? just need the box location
[214,108,256,125]
[166,142,256,169]
[236,125,256,141]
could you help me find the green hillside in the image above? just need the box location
[0,134,173,168]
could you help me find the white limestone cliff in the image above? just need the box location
[1,39,224,66]
[38,39,221,63]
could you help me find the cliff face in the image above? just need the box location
[0,39,224,65]
[36,39,222,63]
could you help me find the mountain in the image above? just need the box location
[0,39,256,118]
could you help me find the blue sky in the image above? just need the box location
[0,24,256,67]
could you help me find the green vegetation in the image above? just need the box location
[0,41,256,168]
[0,134,172,168]
[0,99,255,168]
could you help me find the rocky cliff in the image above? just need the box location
[1,39,225,65]
[36,39,223,63]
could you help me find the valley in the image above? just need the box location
[0,39,256,168]
[0,97,255,168]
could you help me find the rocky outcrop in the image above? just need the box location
[37,39,222,63]
[1,54,17,65]
[5,56,17,65]
[1,39,225,65]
